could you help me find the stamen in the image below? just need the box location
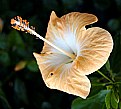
[10,16,76,59]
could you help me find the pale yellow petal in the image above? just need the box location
[33,12,113,98]
[33,53,91,98]
[42,11,98,55]
[74,27,113,75]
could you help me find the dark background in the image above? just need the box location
[0,0,121,109]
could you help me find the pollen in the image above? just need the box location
[10,16,32,33]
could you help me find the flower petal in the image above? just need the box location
[42,11,98,55]
[33,53,91,98]
[74,27,113,75]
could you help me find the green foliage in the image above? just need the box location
[7,30,25,48]
[0,0,121,109]
[0,51,10,67]
[105,88,119,109]
[62,0,83,10]
[93,0,111,11]
[14,78,28,104]
[72,90,110,109]
[107,19,120,31]
[27,60,39,72]
[72,59,121,109]
[105,60,110,72]
[0,82,12,109]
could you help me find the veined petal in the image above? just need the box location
[33,53,91,99]
[74,27,113,75]
[42,11,98,55]
[33,12,113,98]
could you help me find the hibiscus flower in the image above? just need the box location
[33,11,113,98]
[11,11,113,99]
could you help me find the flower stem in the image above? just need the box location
[114,82,121,84]
[92,81,121,87]
[30,29,76,59]
[92,83,106,86]
[97,70,113,83]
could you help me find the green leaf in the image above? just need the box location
[0,33,8,50]
[14,78,28,104]
[105,60,111,72]
[111,90,119,109]
[0,51,10,66]
[89,77,104,96]
[43,0,58,10]
[27,60,39,72]
[105,90,111,109]
[0,96,12,109]
[107,19,120,31]
[7,30,25,49]
[7,30,27,57]
[93,0,111,11]
[105,89,119,109]
[71,90,110,109]
[119,101,121,109]
[112,90,119,104]
[62,0,83,9]
[0,82,12,109]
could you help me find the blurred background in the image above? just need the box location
[0,0,121,109]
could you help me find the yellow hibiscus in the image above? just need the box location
[33,11,113,99]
